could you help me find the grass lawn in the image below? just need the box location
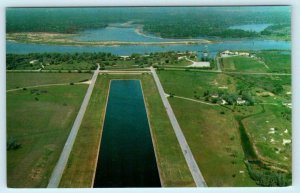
[222,56,268,72]
[168,98,256,186]
[60,73,195,187]
[7,84,88,187]
[6,72,92,90]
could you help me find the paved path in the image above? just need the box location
[150,67,207,187]
[47,64,99,188]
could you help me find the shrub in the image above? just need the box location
[7,137,21,150]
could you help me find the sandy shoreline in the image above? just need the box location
[7,32,214,47]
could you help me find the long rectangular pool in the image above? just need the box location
[93,80,161,187]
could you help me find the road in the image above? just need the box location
[216,57,222,72]
[47,64,99,188]
[150,67,207,187]
[173,95,217,106]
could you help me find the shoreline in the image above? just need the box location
[7,32,214,47]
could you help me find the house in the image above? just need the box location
[236,97,246,105]
[221,99,228,105]
[211,94,219,98]
[238,52,250,56]
[29,60,39,64]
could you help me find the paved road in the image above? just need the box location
[47,64,100,188]
[150,67,207,187]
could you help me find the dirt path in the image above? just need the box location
[172,95,217,106]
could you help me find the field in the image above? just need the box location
[256,51,291,73]
[169,98,256,186]
[6,72,92,90]
[221,56,268,72]
[158,67,291,186]
[157,70,235,99]
[243,104,291,168]
[59,73,195,187]
[7,73,89,187]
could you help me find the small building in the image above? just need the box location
[211,94,219,98]
[221,99,228,105]
[29,60,39,64]
[238,52,250,56]
[236,97,246,105]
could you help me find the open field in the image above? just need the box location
[6,72,92,90]
[168,98,256,186]
[60,73,195,187]
[157,70,236,98]
[221,56,268,73]
[158,68,291,186]
[7,82,88,187]
[255,51,291,73]
[242,104,291,168]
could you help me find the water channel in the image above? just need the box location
[93,80,161,187]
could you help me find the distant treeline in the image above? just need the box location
[7,7,291,38]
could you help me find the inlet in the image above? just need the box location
[93,80,161,187]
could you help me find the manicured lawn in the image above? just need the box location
[7,84,88,187]
[60,73,195,187]
[6,72,92,90]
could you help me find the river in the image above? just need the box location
[6,26,291,57]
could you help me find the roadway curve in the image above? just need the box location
[150,67,207,187]
[47,64,99,188]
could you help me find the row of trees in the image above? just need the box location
[246,162,291,186]
[7,51,197,70]
[7,52,115,70]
